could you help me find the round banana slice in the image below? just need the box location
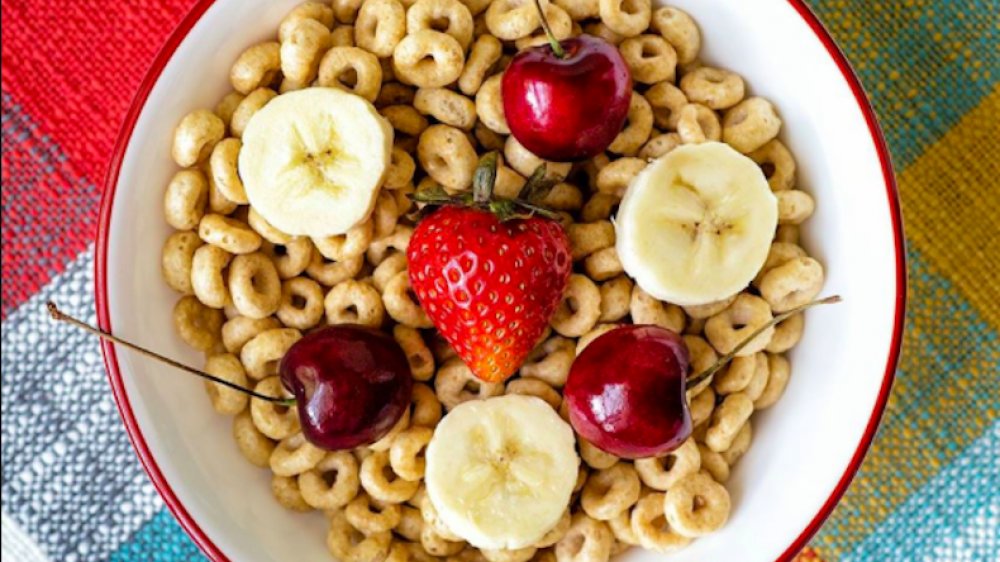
[424,395,578,550]
[616,142,778,306]
[239,87,393,238]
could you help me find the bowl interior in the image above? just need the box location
[101,1,901,560]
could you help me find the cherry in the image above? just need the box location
[501,2,632,161]
[564,296,840,458]
[280,325,412,450]
[47,303,413,451]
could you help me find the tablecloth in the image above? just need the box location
[1,0,997,560]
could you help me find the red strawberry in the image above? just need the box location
[407,157,572,383]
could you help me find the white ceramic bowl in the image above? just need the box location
[96,1,905,560]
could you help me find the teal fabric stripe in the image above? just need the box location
[809,0,1000,169]
[108,510,204,562]
[844,421,999,561]
[810,247,1000,554]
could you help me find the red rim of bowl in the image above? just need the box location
[95,1,906,560]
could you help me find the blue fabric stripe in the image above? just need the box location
[108,510,205,562]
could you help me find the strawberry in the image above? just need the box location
[407,154,572,382]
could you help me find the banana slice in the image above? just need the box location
[424,395,578,550]
[238,87,393,238]
[616,142,777,306]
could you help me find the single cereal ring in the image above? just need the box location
[542,183,583,212]
[512,6,572,49]
[567,221,615,260]
[374,191,401,240]
[722,97,782,153]
[228,252,281,318]
[634,437,701,490]
[164,169,209,230]
[459,34,503,95]
[712,353,757,395]
[682,295,736,320]
[361,449,420,503]
[417,124,478,191]
[595,157,646,198]
[241,328,302,380]
[389,426,433,481]
[760,256,824,312]
[493,164,527,199]
[331,24,356,47]
[630,492,690,553]
[415,88,477,130]
[531,510,571,548]
[663,472,731,537]
[393,30,464,88]
[221,315,281,354]
[705,392,753,452]
[598,276,632,322]
[421,526,465,556]
[209,138,248,204]
[368,224,413,265]
[503,135,572,179]
[199,213,261,255]
[676,103,721,144]
[645,81,687,130]
[607,510,639,546]
[250,377,300,439]
[318,46,382,102]
[383,105,430,141]
[680,66,745,110]
[369,407,412,453]
[276,276,325,330]
[688,385,715,427]
[485,0,549,40]
[584,21,625,45]
[505,378,562,409]
[598,0,650,37]
[191,244,233,309]
[314,220,374,262]
[279,2,334,42]
[394,325,435,381]
[299,451,361,509]
[408,0,474,49]
[409,383,443,427]
[356,0,407,57]
[272,474,313,512]
[261,237,313,279]
[328,512,392,562]
[776,190,815,224]
[554,0,598,20]
[435,357,504,410]
[347,494,403,534]
[753,242,807,287]
[282,18,333,85]
[741,352,770,402]
[619,35,676,84]
[685,337,716,396]
[325,279,386,327]
[520,336,575,387]
[551,274,602,337]
[232,409,275,467]
[383,271,434,328]
[385,147,417,189]
[482,547,537,562]
[697,443,730,483]
[206,171,239,215]
[396,505,425,541]
[555,513,613,562]
[748,139,796,191]
[650,6,699,63]
[705,293,775,356]
[230,88,277,138]
[755,353,790,409]
[766,311,804,353]
[630,285,685,332]
[306,247,365,286]
[173,295,224,351]
[161,231,203,294]
[638,132,681,160]
[373,252,409,293]
[581,463,641,520]
[215,91,245,130]
[203,353,249,415]
[720,420,752,465]
[333,0,365,22]
[172,109,225,167]
[579,437,618,470]
[271,432,327,476]
[230,41,281,95]
[608,93,654,155]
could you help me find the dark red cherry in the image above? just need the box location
[565,325,692,459]
[280,325,413,450]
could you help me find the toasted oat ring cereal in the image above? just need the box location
[484,0,543,40]
[209,138,248,204]
[241,328,302,382]
[555,513,613,562]
[777,189,816,224]
[276,277,325,330]
[705,293,775,356]
[261,237,313,280]
[503,135,572,179]
[597,276,631,322]
[385,147,417,190]
[327,512,392,562]
[534,510,572,548]
[163,169,209,230]
[482,547,537,562]
[650,6,700,64]
[519,336,574,387]
[608,94,653,155]
[214,91,245,129]
[630,492,691,553]
[749,139,797,191]
[368,225,413,265]
[688,385,715,428]
[232,409,276,468]
[579,437,618,470]
[198,213,261,255]
[173,295,224,351]
[634,438,701,490]
[676,102,721,144]
[630,285,684,333]
[680,66,745,110]
[597,0,650,37]
[663,472,731,537]
[393,30,465,88]
[172,109,225,168]
[645,81,687,130]
[230,87,277,138]
[755,353,791,409]
[250,377,300,439]
[271,432,327,476]
[505,378,562,409]
[741,352,770,402]
[417,124,478,191]
[325,279,386,327]
[272,474,313,512]
[722,96,782,153]
[307,248,365,286]
[221,315,281,354]
[409,383,443,428]
[331,25,356,47]
[435,357,504,409]
[584,21,624,45]
[203,353,250,415]
[389,425,433,481]
[347,494,403,534]
[191,244,233,309]
[638,132,681,160]
[161,231,203,294]
[459,34,502,95]
[619,35,676,85]
[408,0,475,49]
[361,449,421,503]
[299,451,361,509]
[421,525,465,556]
[279,2,334,42]
[315,221,374,262]
[760,256,824,312]
[393,325,435,381]
[355,0,407,57]
[551,274,602,338]
[383,271,435,328]
[580,463,641,521]
[228,252,281,319]
[415,87,478,130]
[318,46,383,102]
[705,392,754,452]
[594,157,645,198]
[230,42,282,95]
[766,311,804,353]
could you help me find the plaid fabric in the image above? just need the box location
[1,0,997,560]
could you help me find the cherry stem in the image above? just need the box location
[46,302,296,406]
[686,295,842,389]
[532,0,565,58]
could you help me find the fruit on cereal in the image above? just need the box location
[407,154,572,383]
[238,87,393,238]
[565,297,840,458]
[616,142,778,306]
[503,32,632,161]
[424,394,578,549]
[280,325,413,450]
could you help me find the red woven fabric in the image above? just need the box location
[0,0,196,317]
